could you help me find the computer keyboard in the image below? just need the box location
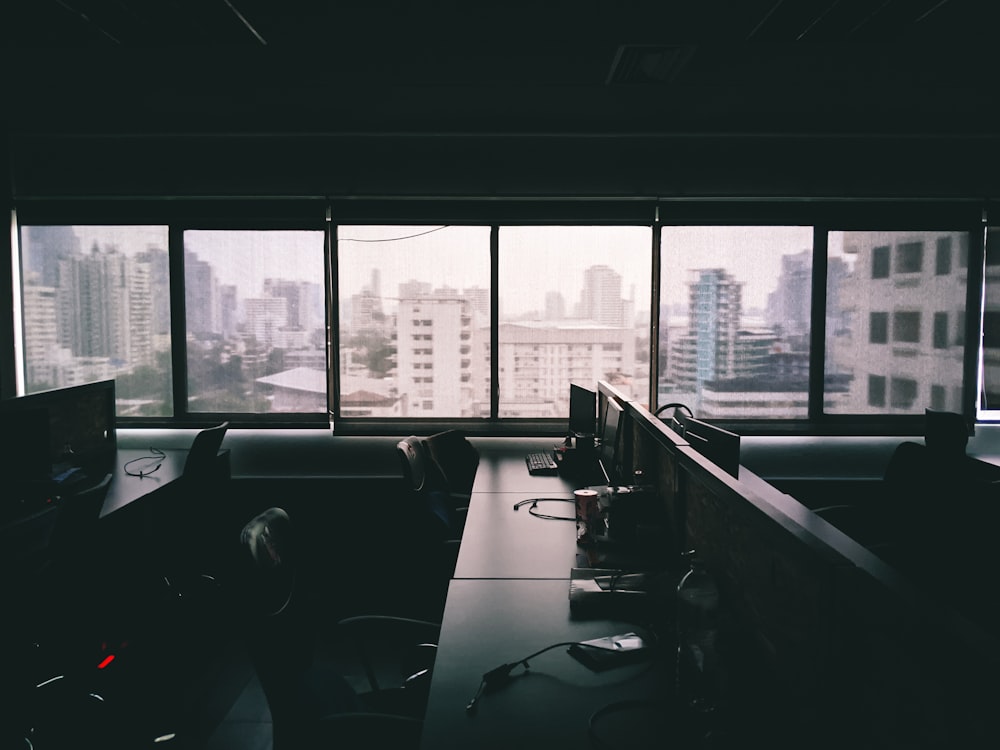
[525,451,559,475]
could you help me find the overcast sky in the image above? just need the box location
[54,223,819,313]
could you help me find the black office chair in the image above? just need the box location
[153,421,231,585]
[183,421,230,480]
[238,507,439,750]
[422,429,480,502]
[397,434,469,542]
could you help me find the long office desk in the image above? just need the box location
[419,578,668,750]
[422,444,673,748]
[454,492,584,579]
[470,437,599,494]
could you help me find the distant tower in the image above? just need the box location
[580,265,624,326]
[668,268,756,394]
[545,291,566,320]
[185,250,219,336]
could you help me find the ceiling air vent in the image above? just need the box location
[606,44,695,86]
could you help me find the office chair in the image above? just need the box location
[396,436,468,617]
[238,507,439,750]
[422,428,480,500]
[397,434,469,542]
[154,421,231,586]
[182,421,230,479]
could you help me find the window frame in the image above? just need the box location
[7,198,991,435]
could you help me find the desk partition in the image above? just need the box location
[615,391,1000,747]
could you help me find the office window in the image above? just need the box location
[871,246,890,278]
[659,226,812,418]
[826,230,968,415]
[869,312,888,344]
[933,312,949,349]
[183,230,325,413]
[893,312,921,344]
[895,241,923,274]
[868,375,886,407]
[338,225,491,419]
[497,226,650,418]
[935,237,952,275]
[19,225,173,416]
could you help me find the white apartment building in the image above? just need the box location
[396,290,480,418]
[244,297,289,349]
[830,231,968,414]
[497,321,635,417]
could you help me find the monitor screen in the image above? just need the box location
[0,380,117,482]
[599,398,623,484]
[568,383,596,437]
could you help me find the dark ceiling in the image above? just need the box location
[6,0,1000,136]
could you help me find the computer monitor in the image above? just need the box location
[0,379,117,483]
[684,417,740,478]
[568,383,596,438]
[598,398,624,484]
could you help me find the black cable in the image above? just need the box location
[587,699,661,750]
[512,497,577,521]
[123,447,165,477]
[339,226,451,243]
[465,640,610,714]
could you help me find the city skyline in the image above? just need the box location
[18,223,980,422]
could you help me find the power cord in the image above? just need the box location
[466,639,640,714]
[512,497,577,521]
[123,447,165,477]
[588,699,662,750]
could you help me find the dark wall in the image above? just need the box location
[10,131,1000,201]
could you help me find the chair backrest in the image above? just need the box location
[183,422,229,479]
[239,506,296,618]
[239,507,362,748]
[397,436,427,493]
[422,430,479,497]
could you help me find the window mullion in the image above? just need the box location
[491,224,499,420]
[809,226,828,421]
[169,224,188,419]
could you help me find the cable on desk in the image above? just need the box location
[123,447,165,477]
[466,639,637,714]
[512,497,576,521]
[587,699,662,750]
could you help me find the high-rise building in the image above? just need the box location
[830,231,969,413]
[766,249,811,339]
[21,272,60,389]
[137,246,170,336]
[579,264,625,326]
[58,245,132,363]
[219,284,238,339]
[465,286,490,320]
[245,297,289,349]
[24,225,80,288]
[668,269,744,390]
[185,250,219,336]
[395,286,480,417]
[545,291,566,320]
